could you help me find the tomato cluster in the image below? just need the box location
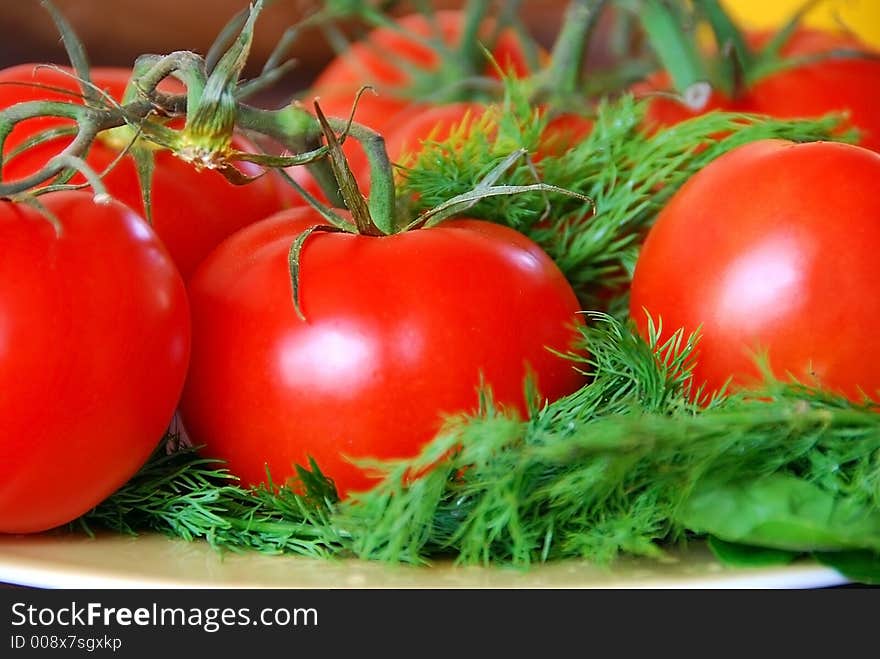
[3,1,879,536]
[0,12,588,531]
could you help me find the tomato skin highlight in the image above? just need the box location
[630,139,880,403]
[180,208,586,496]
[0,64,293,280]
[0,192,191,533]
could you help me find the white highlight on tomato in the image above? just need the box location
[277,324,377,394]
[713,236,807,331]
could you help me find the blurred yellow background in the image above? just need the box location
[721,0,880,48]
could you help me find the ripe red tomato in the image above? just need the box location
[536,112,594,159]
[180,207,586,496]
[310,10,536,128]
[0,64,293,279]
[635,71,745,132]
[343,101,488,194]
[630,139,880,403]
[291,10,539,203]
[0,191,190,533]
[342,102,593,197]
[637,29,880,151]
[383,102,487,169]
[747,29,880,151]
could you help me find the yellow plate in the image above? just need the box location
[0,532,849,589]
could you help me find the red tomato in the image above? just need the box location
[0,191,190,533]
[290,10,540,203]
[0,64,293,279]
[311,10,536,120]
[634,71,745,132]
[345,101,488,195]
[747,29,880,151]
[630,140,880,403]
[348,103,593,195]
[180,207,586,496]
[384,102,487,168]
[636,29,880,151]
[537,112,594,159]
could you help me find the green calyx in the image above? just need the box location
[0,0,350,210]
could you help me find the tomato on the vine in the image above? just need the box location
[292,10,540,204]
[0,64,294,279]
[383,102,487,168]
[635,71,745,131]
[630,139,880,403]
[180,207,586,496]
[0,191,190,533]
[637,28,880,151]
[746,29,880,151]
[352,102,593,192]
[310,9,536,131]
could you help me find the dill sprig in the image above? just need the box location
[78,451,345,558]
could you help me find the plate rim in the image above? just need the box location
[0,532,852,590]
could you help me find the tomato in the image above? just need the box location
[536,112,594,159]
[344,101,488,193]
[0,64,293,280]
[311,10,535,126]
[291,10,539,204]
[0,191,190,533]
[746,30,880,152]
[180,207,586,496]
[629,140,880,403]
[635,71,746,132]
[347,102,593,196]
[637,29,880,151]
[383,102,487,170]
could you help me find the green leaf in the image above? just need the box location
[678,474,880,553]
[814,550,880,586]
[707,536,799,568]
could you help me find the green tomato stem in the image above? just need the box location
[457,0,492,76]
[236,103,343,207]
[0,101,134,196]
[313,104,384,237]
[638,0,708,96]
[40,0,99,107]
[546,0,608,96]
[127,52,206,114]
[327,116,396,235]
[692,0,751,98]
